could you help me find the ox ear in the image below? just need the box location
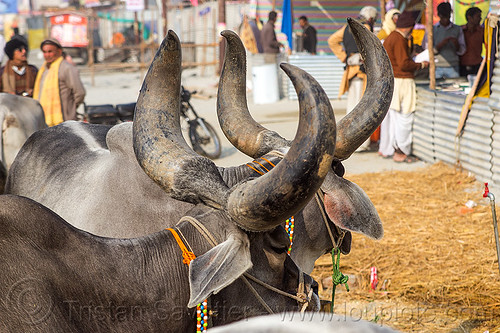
[322,172,384,239]
[188,233,252,307]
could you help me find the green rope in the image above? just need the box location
[330,248,349,313]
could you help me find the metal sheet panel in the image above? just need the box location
[287,55,345,100]
[490,59,500,110]
[460,160,493,183]
[458,97,493,182]
[413,87,435,162]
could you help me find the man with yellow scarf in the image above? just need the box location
[34,38,86,127]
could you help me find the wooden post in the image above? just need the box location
[456,56,487,136]
[213,5,217,74]
[89,12,95,86]
[202,10,207,76]
[380,0,385,25]
[218,0,226,75]
[140,10,145,78]
[162,0,168,37]
[426,0,435,90]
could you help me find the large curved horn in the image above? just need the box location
[334,17,393,159]
[133,30,230,209]
[226,63,336,231]
[217,20,393,161]
[217,30,290,158]
[134,30,336,232]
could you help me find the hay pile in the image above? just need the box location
[311,162,500,332]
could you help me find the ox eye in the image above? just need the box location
[331,159,345,177]
[267,227,290,254]
[271,243,288,254]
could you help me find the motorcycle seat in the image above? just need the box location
[116,103,136,121]
[85,104,119,125]
[86,104,118,117]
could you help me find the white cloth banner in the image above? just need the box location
[126,0,144,11]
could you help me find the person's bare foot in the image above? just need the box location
[393,151,418,163]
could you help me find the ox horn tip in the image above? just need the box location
[220,30,235,38]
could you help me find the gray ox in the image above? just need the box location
[210,312,399,333]
[0,93,46,189]
[0,30,332,331]
[5,19,393,273]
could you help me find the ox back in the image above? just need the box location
[5,121,193,237]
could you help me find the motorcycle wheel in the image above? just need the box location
[189,119,222,159]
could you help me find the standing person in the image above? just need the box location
[249,17,264,53]
[0,37,38,97]
[261,11,282,54]
[380,11,429,163]
[92,26,103,64]
[374,8,400,146]
[298,15,317,54]
[240,15,260,54]
[424,2,465,79]
[460,7,483,77]
[328,6,378,152]
[33,38,86,127]
[377,8,401,41]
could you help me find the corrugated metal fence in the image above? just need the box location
[287,54,345,100]
[489,58,500,185]
[413,85,495,184]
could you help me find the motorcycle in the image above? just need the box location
[179,86,221,160]
[83,86,222,160]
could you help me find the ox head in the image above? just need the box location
[216,19,393,253]
[133,30,335,313]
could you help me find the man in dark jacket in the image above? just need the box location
[299,16,317,54]
[261,11,282,54]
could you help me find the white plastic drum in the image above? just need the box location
[252,64,279,104]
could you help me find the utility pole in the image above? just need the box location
[218,0,226,75]
[426,1,435,89]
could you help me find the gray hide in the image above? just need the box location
[0,195,318,332]
[0,93,46,190]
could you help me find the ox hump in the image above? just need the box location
[105,122,135,158]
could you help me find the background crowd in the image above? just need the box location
[239,2,485,164]
[0,2,486,166]
[0,34,85,127]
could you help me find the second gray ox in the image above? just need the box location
[0,30,328,332]
[0,93,46,189]
[5,19,393,274]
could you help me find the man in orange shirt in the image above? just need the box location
[460,7,483,77]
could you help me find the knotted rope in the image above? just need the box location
[330,248,349,313]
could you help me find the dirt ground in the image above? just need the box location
[311,163,500,333]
